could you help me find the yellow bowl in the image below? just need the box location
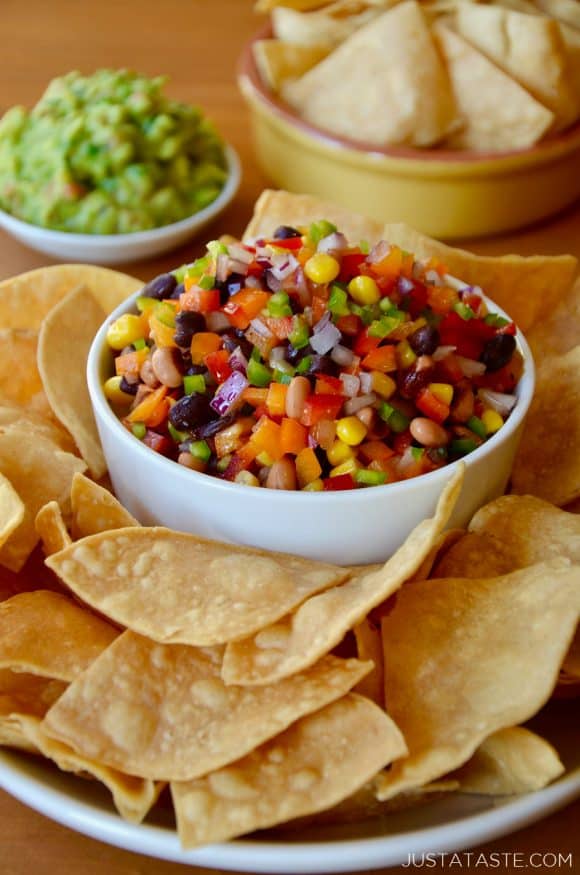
[238,28,580,240]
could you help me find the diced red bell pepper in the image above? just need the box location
[264,236,303,250]
[323,473,356,491]
[498,321,517,336]
[301,394,344,427]
[204,349,232,384]
[439,313,484,360]
[262,315,293,339]
[361,344,397,373]
[180,285,221,313]
[315,374,343,395]
[358,440,395,465]
[312,286,330,325]
[223,289,271,329]
[353,328,381,357]
[393,431,413,456]
[435,353,465,385]
[339,252,366,283]
[416,389,450,424]
[336,313,362,336]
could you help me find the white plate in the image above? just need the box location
[0,700,578,872]
[0,144,241,265]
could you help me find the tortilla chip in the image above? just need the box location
[11,714,160,824]
[272,2,386,49]
[0,265,142,331]
[35,502,72,556]
[527,277,580,360]
[253,39,329,91]
[453,5,579,131]
[0,404,77,454]
[0,472,24,551]
[381,222,577,333]
[0,329,51,417]
[243,189,384,246]
[0,424,86,572]
[0,666,67,748]
[409,528,465,582]
[353,618,384,707]
[0,590,118,682]
[70,473,138,540]
[283,2,458,147]
[433,23,554,151]
[42,631,371,781]
[375,560,579,800]
[562,629,580,679]
[535,0,580,29]
[222,465,463,685]
[171,693,406,847]
[511,346,580,505]
[37,285,107,479]
[255,0,335,11]
[448,727,564,794]
[46,527,350,646]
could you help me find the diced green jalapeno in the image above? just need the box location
[467,416,487,439]
[355,469,387,485]
[267,292,293,318]
[190,439,211,461]
[131,422,146,439]
[247,358,272,387]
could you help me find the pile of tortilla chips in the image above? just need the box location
[0,190,579,850]
[253,0,580,151]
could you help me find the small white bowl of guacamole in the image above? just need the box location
[0,69,241,264]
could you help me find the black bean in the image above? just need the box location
[170,281,185,300]
[409,325,440,356]
[314,445,331,479]
[141,273,177,300]
[216,272,246,305]
[480,334,516,372]
[169,394,217,431]
[286,343,312,365]
[192,412,236,440]
[273,225,301,239]
[398,365,434,399]
[184,363,206,376]
[173,311,206,347]
[306,354,337,377]
[119,376,138,395]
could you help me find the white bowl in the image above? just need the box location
[87,281,535,565]
[0,145,241,265]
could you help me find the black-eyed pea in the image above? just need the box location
[139,357,160,388]
[177,452,206,472]
[266,457,297,490]
[151,347,183,388]
[409,417,449,448]
[285,376,310,419]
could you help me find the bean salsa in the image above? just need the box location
[104,222,523,491]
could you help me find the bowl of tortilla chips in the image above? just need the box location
[240,0,580,238]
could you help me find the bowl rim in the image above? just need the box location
[0,144,241,245]
[238,22,580,166]
[87,270,535,507]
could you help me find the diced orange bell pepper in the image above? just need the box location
[127,385,168,424]
[370,245,403,281]
[115,348,148,381]
[353,328,381,357]
[241,387,268,408]
[149,314,177,348]
[280,418,307,456]
[222,289,271,329]
[262,315,293,340]
[296,447,322,488]
[266,383,288,417]
[361,345,397,373]
[335,313,361,336]
[180,286,221,313]
[190,332,222,365]
[358,440,395,466]
[416,388,450,424]
[250,415,284,461]
[315,374,343,395]
[426,285,458,315]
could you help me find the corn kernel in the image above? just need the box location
[482,408,503,434]
[347,275,380,305]
[235,470,260,487]
[330,458,359,478]
[396,339,416,369]
[429,383,454,406]
[336,416,368,446]
[106,314,145,350]
[302,478,324,492]
[371,371,396,399]
[327,439,356,466]
[304,253,340,284]
[256,451,274,466]
[103,376,133,405]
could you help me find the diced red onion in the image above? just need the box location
[210,371,249,416]
[459,284,483,296]
[227,242,253,265]
[340,373,360,397]
[397,276,414,294]
[425,269,443,286]
[433,345,456,361]
[229,346,248,374]
[269,347,286,365]
[245,275,263,289]
[291,266,311,308]
[205,311,231,333]
[367,240,390,264]
[307,433,318,449]
[343,393,377,415]
[228,258,250,277]
[265,271,283,293]
[270,252,298,280]
[456,355,487,377]
[317,232,348,255]
[249,318,273,338]
[478,389,517,416]
[311,311,341,354]
[331,344,355,366]
[303,305,314,327]
[359,372,373,393]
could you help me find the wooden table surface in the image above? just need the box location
[0,1,578,872]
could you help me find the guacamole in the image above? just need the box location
[0,69,228,234]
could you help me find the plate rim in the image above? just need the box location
[1,749,578,873]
